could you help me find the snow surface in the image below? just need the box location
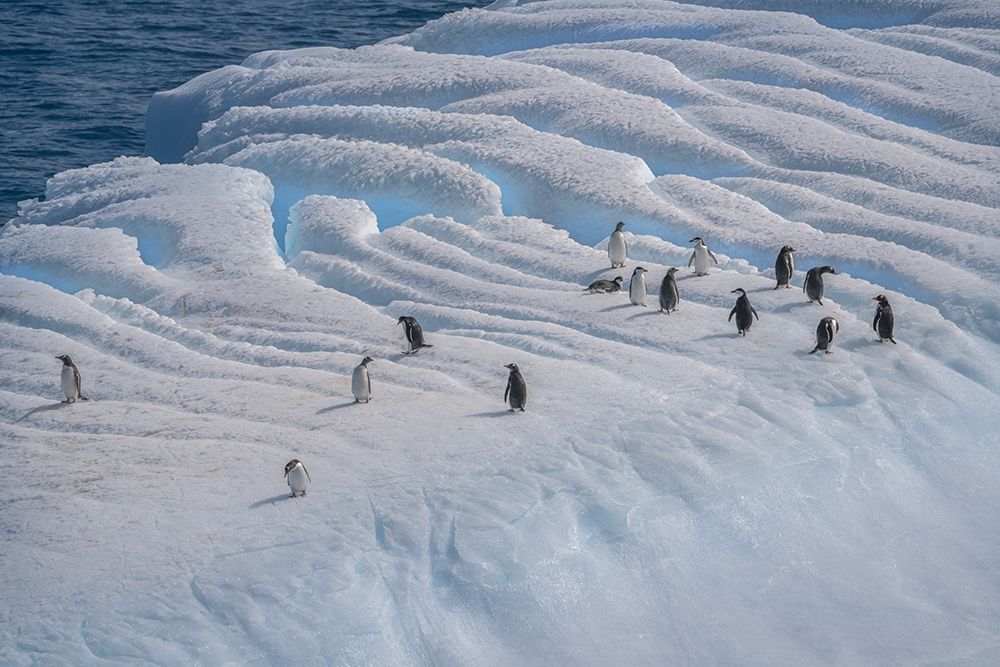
[4,0,1000,664]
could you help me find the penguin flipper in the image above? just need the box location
[728,307,736,322]
[752,307,759,321]
[809,347,819,355]
[708,250,718,264]
[504,380,510,404]
[303,465,311,483]
[687,253,694,267]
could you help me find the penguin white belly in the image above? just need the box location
[608,232,627,266]
[693,247,711,275]
[352,366,370,402]
[61,366,77,401]
[287,465,308,495]
[629,273,646,306]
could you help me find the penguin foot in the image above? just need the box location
[300,491,307,496]
[519,407,525,412]
[290,493,296,498]
[825,350,833,355]
[890,338,897,345]
[353,399,359,404]
[508,408,515,413]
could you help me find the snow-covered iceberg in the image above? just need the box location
[3,0,1000,664]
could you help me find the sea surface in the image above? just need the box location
[0,0,489,222]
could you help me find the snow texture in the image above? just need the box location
[4,0,1000,664]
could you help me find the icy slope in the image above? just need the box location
[4,0,1000,664]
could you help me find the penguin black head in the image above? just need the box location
[667,267,679,275]
[632,266,647,274]
[821,266,837,275]
[284,459,302,477]
[614,221,625,232]
[873,294,889,304]
[55,354,73,366]
[731,288,747,296]
[781,245,795,254]
[504,363,519,372]
[396,316,411,326]
[361,356,374,365]
[614,276,623,284]
[689,236,703,244]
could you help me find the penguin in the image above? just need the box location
[774,245,795,289]
[658,267,680,314]
[55,355,88,403]
[810,317,839,355]
[398,316,433,355]
[728,288,759,336]
[872,294,897,344]
[284,459,311,498]
[804,266,837,304]
[352,356,373,404]
[585,276,623,294]
[608,221,627,268]
[504,363,527,412]
[687,237,719,276]
[629,267,648,306]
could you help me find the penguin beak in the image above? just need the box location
[504,363,514,369]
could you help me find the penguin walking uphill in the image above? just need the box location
[774,245,795,289]
[55,355,88,404]
[398,316,433,355]
[804,266,837,305]
[284,459,311,498]
[872,294,897,344]
[728,288,759,336]
[810,317,840,355]
[659,267,680,313]
[629,267,648,306]
[504,363,527,412]
[352,356,373,404]
[608,221,627,268]
[688,237,719,276]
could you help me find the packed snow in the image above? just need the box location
[3,0,1000,664]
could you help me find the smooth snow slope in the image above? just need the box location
[3,0,1000,664]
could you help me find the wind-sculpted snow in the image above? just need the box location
[4,0,1000,664]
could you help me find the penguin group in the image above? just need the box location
[44,219,903,501]
[588,221,901,355]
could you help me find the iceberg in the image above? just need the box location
[3,0,999,664]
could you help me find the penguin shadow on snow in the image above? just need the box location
[772,300,815,314]
[599,303,633,313]
[316,401,359,414]
[12,401,73,423]
[249,493,297,509]
[626,309,665,320]
[465,410,523,418]
[696,332,744,342]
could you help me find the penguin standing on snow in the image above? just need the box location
[284,459,311,498]
[804,266,837,304]
[728,288,759,336]
[608,221,627,268]
[352,356,373,404]
[774,245,795,289]
[872,294,897,344]
[585,276,623,294]
[659,267,680,314]
[398,316,433,355]
[504,363,527,412]
[55,355,88,403]
[810,317,839,355]
[629,267,648,306]
[688,237,718,276]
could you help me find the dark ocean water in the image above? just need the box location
[0,0,490,221]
